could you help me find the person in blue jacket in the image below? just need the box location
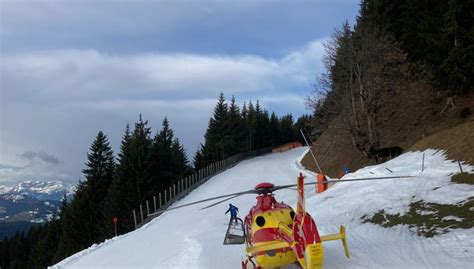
[343,166,352,174]
[226,203,239,223]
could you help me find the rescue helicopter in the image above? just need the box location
[152,172,411,269]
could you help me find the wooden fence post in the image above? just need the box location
[146,200,150,217]
[159,193,162,209]
[133,210,137,229]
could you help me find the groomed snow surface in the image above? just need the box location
[52,147,474,269]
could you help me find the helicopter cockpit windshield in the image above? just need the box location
[223,217,246,245]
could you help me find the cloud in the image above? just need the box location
[2,39,325,103]
[0,38,327,185]
[0,151,69,185]
[0,0,363,186]
[19,151,60,165]
[0,163,22,170]
[0,0,358,55]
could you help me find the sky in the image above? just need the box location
[0,0,360,185]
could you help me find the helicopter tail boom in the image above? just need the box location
[292,173,324,269]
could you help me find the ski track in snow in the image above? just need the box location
[52,147,474,269]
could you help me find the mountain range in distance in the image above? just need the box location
[0,180,76,239]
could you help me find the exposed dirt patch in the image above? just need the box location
[361,197,474,237]
[452,173,474,185]
[410,121,474,165]
[302,83,474,177]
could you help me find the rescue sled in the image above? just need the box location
[223,217,246,245]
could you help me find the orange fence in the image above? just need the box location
[272,141,303,153]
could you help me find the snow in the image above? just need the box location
[0,186,13,194]
[1,180,76,201]
[442,216,463,222]
[31,218,46,223]
[52,147,474,269]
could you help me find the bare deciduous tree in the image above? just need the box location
[308,21,409,162]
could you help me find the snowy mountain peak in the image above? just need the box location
[3,180,75,201]
[0,185,13,195]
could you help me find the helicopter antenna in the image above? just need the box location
[300,129,323,175]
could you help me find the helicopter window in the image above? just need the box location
[290,211,295,219]
[256,216,265,227]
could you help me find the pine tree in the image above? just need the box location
[279,114,295,144]
[150,117,176,193]
[129,115,153,205]
[101,124,136,238]
[269,112,281,146]
[202,93,229,164]
[170,138,190,177]
[56,131,115,258]
[30,217,62,267]
[294,115,313,144]
[225,96,245,155]
[245,101,257,151]
[193,145,204,170]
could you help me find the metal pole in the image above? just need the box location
[153,196,157,212]
[422,153,425,172]
[173,184,176,199]
[300,129,323,175]
[169,186,172,202]
[140,205,144,222]
[133,210,137,229]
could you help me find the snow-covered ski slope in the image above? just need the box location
[53,147,474,269]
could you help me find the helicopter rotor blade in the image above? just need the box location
[199,194,242,210]
[148,175,414,217]
[311,175,415,185]
[148,189,257,217]
[270,175,414,191]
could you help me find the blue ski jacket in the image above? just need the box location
[225,204,239,218]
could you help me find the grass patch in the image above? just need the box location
[361,197,474,237]
[452,172,474,185]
